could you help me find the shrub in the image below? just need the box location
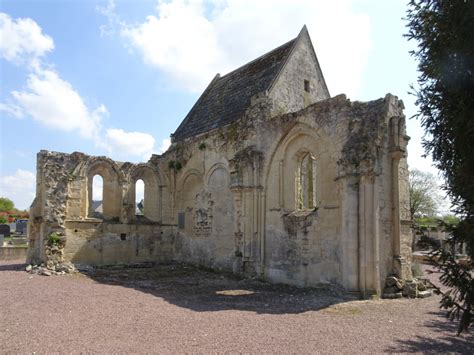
[47,232,63,246]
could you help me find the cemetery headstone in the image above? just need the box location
[16,220,27,235]
[8,222,16,232]
[0,224,11,238]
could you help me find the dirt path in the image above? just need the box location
[0,260,472,353]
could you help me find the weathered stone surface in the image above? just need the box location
[403,281,419,298]
[26,27,413,296]
[39,269,51,276]
[418,290,432,298]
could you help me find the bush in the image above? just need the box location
[47,232,63,246]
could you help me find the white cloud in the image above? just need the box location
[0,12,158,162]
[110,0,370,97]
[96,0,120,37]
[121,0,224,92]
[92,175,103,201]
[5,67,107,140]
[159,138,171,153]
[0,102,23,118]
[0,12,54,66]
[0,13,108,141]
[0,169,36,210]
[104,128,156,160]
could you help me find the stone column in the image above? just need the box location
[358,173,381,296]
[229,147,264,276]
[391,150,403,277]
[340,175,359,292]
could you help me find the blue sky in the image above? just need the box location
[0,0,440,209]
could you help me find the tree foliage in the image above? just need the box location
[406,0,474,334]
[0,197,14,212]
[409,169,442,219]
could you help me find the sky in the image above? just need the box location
[0,0,444,210]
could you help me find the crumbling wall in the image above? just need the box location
[258,94,411,293]
[28,93,412,296]
[27,151,175,266]
[28,151,87,264]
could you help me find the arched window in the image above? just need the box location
[135,179,145,216]
[297,153,317,210]
[91,174,104,218]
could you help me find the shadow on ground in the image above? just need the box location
[386,311,474,353]
[0,262,25,272]
[82,262,358,315]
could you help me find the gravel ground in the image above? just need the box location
[0,260,472,354]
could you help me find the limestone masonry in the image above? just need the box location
[27,26,413,295]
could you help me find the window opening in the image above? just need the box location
[304,79,310,93]
[298,153,317,209]
[91,174,103,218]
[135,179,145,216]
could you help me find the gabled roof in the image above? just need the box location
[172,26,324,142]
[173,38,297,141]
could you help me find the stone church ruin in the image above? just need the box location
[27,26,413,296]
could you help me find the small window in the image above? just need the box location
[297,153,317,210]
[135,179,145,216]
[178,212,185,229]
[304,80,310,93]
[91,174,103,218]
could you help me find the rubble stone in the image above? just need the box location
[418,290,432,298]
[403,281,419,298]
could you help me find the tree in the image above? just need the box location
[406,0,474,334]
[409,169,442,219]
[0,197,14,212]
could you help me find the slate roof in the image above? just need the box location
[172,37,297,141]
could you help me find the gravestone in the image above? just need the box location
[16,220,27,235]
[0,234,4,246]
[8,223,16,232]
[0,224,11,238]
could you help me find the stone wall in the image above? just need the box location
[270,28,330,114]
[27,93,412,296]
[0,246,28,261]
[27,151,175,266]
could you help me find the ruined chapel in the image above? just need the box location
[27,26,413,296]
